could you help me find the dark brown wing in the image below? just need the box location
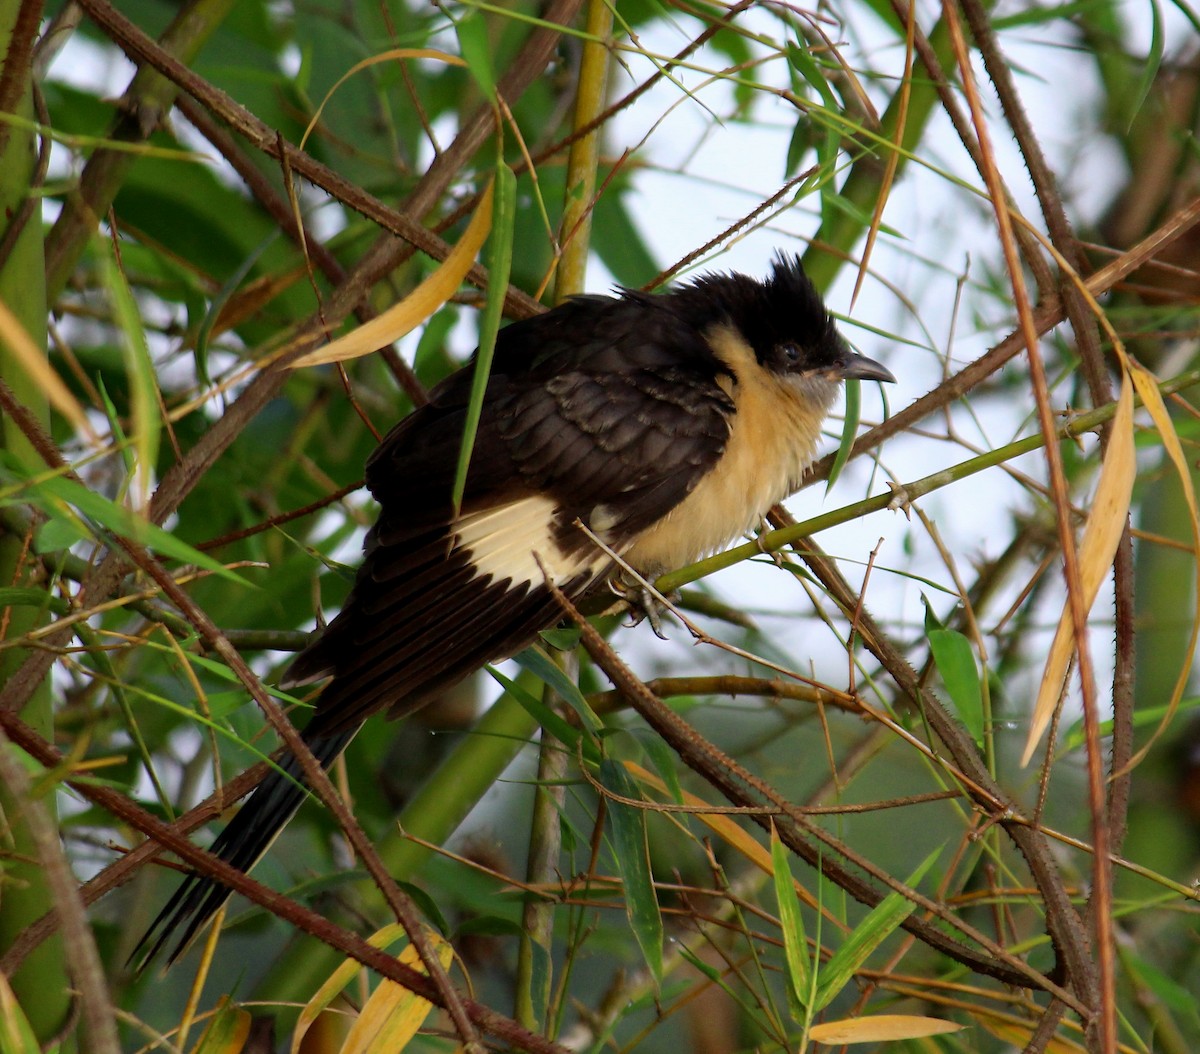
[284,292,734,736]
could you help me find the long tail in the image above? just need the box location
[132,727,358,969]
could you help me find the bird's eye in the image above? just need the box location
[777,342,802,366]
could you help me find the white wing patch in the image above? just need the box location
[455,495,606,587]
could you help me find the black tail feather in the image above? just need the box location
[132,728,358,970]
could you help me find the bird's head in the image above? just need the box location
[679,254,895,395]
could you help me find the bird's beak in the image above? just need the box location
[838,352,895,384]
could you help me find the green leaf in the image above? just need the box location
[1123,950,1200,1020]
[814,846,941,1010]
[189,997,250,1054]
[771,823,813,1018]
[485,665,590,758]
[633,728,685,804]
[454,13,497,101]
[102,236,160,510]
[452,162,516,510]
[454,915,527,939]
[34,514,90,553]
[592,184,660,286]
[785,43,842,225]
[513,644,602,734]
[96,375,133,480]
[827,375,862,493]
[1122,0,1164,132]
[927,627,984,745]
[992,0,1108,28]
[539,626,582,651]
[599,759,663,985]
[194,232,277,389]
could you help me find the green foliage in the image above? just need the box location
[3,0,1199,1051]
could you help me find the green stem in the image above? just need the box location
[555,0,614,299]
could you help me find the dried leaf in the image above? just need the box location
[1023,372,1135,766]
[0,296,98,445]
[624,761,822,914]
[809,1014,962,1044]
[289,181,493,368]
[342,931,454,1054]
[292,924,452,1054]
[1122,357,1200,765]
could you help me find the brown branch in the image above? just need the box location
[941,2,1106,1041]
[587,674,862,716]
[956,9,1134,1049]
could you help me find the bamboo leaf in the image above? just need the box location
[771,821,812,1018]
[813,846,941,1010]
[1025,373,1135,764]
[599,759,663,985]
[102,237,161,512]
[189,997,251,1054]
[926,621,984,747]
[808,1014,962,1044]
[452,162,516,510]
[1,468,248,585]
[341,930,453,1054]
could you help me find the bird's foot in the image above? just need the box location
[608,573,675,640]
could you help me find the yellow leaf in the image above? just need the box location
[292,923,410,1054]
[289,180,493,369]
[0,296,98,446]
[341,931,454,1054]
[809,1014,962,1044]
[1023,372,1135,766]
[189,997,252,1054]
[1122,357,1200,766]
[0,973,40,1054]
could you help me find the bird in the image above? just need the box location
[134,253,894,966]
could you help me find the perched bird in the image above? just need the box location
[136,254,893,965]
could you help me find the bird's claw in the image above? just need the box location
[609,575,673,639]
